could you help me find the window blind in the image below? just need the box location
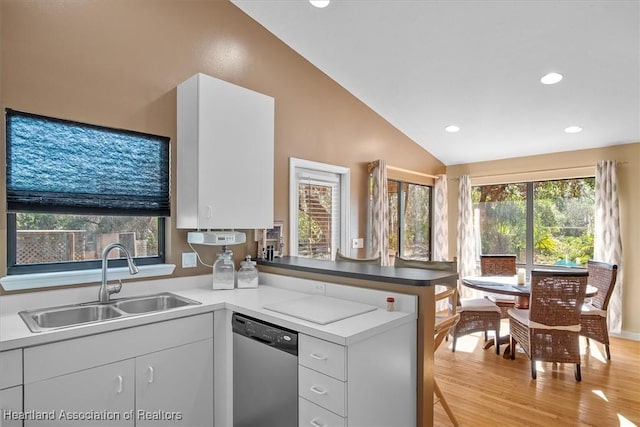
[296,168,340,259]
[5,109,170,216]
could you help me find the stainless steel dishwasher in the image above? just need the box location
[232,312,298,427]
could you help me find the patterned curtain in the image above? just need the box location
[594,160,623,333]
[433,175,449,261]
[457,175,479,298]
[370,160,390,266]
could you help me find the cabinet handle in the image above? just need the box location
[116,375,123,394]
[310,352,328,361]
[310,385,327,395]
[147,366,155,384]
[310,418,326,427]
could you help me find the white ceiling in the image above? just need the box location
[231,0,640,166]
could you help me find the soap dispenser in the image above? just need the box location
[212,246,235,290]
[237,255,259,288]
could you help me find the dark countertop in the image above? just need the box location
[257,256,458,287]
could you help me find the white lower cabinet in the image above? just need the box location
[1,349,23,427]
[23,314,214,427]
[0,385,24,427]
[25,360,135,426]
[298,322,415,427]
[136,339,214,426]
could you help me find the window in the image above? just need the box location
[289,158,349,260]
[388,179,432,260]
[5,109,170,275]
[472,177,595,269]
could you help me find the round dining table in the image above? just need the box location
[462,275,598,309]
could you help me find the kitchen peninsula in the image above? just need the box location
[257,256,459,427]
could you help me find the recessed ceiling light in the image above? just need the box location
[540,72,563,85]
[445,125,460,133]
[564,126,583,133]
[309,0,330,8]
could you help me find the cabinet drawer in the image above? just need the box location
[299,366,346,417]
[0,349,23,389]
[299,397,346,427]
[299,334,346,381]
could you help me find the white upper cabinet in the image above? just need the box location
[177,73,274,229]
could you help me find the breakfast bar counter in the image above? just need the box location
[257,256,459,427]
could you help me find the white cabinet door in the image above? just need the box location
[136,339,213,427]
[1,385,23,427]
[177,73,274,230]
[24,359,135,426]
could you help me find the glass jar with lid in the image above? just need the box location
[237,255,259,288]
[212,247,235,290]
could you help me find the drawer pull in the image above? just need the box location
[310,418,326,427]
[310,385,328,395]
[116,375,124,394]
[310,352,328,361]
[147,366,155,384]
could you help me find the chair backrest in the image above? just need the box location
[334,248,381,265]
[394,256,458,273]
[529,270,588,326]
[480,255,517,276]
[395,257,459,311]
[434,313,460,349]
[586,260,618,310]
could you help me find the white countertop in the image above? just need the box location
[0,273,416,351]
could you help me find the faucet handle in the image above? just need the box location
[107,280,123,296]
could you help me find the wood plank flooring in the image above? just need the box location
[433,321,640,426]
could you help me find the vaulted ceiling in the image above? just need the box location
[231,0,640,165]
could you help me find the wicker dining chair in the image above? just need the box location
[394,256,502,354]
[481,255,517,319]
[508,270,588,381]
[434,308,460,426]
[580,260,618,360]
[480,254,517,276]
[334,248,381,265]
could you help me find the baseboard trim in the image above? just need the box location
[611,330,640,341]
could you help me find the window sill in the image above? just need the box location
[0,264,176,292]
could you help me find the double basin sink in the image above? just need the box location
[19,292,201,333]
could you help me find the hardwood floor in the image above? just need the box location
[433,321,640,426]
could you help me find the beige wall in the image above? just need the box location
[0,1,444,284]
[446,142,640,336]
[4,1,636,337]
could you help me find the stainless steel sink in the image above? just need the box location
[19,292,200,333]
[113,293,197,314]
[20,304,123,332]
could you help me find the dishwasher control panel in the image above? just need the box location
[232,312,298,356]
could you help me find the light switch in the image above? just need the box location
[182,252,197,268]
[352,238,364,249]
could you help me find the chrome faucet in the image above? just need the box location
[98,243,139,303]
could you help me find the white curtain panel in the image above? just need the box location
[457,175,479,298]
[594,160,623,333]
[371,160,390,266]
[433,175,449,262]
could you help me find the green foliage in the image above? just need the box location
[298,211,324,246]
[473,178,595,266]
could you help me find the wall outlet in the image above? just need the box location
[182,252,197,268]
[352,238,364,249]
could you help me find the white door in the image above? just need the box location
[24,359,134,426]
[136,339,213,427]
